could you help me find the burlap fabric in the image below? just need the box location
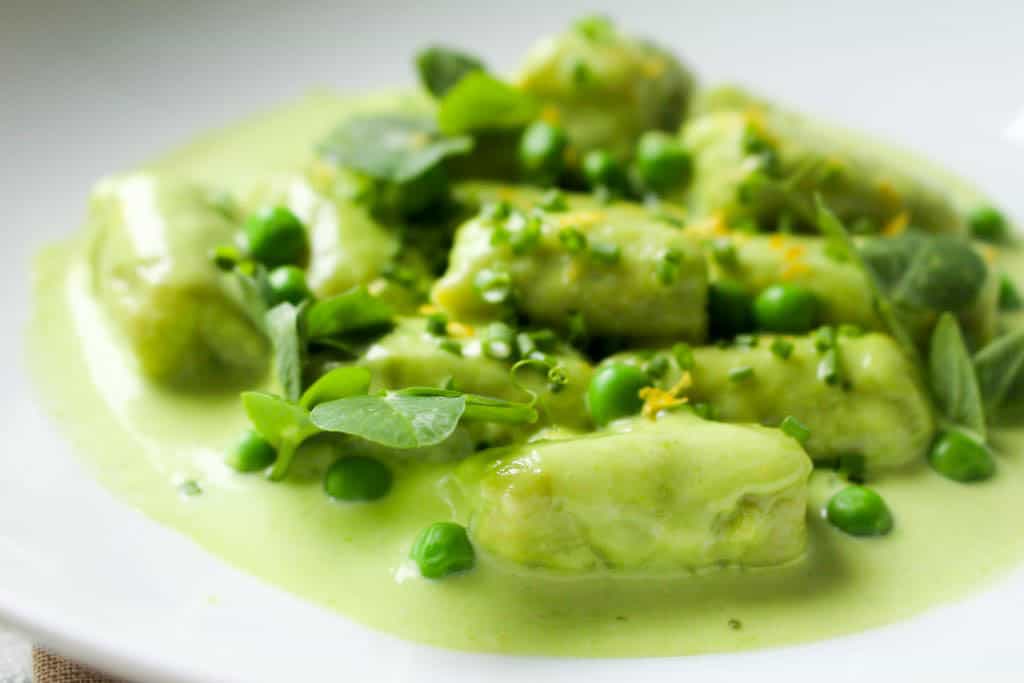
[32,648,124,682]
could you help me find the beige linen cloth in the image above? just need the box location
[32,649,123,683]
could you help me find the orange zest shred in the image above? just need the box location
[446,321,475,338]
[781,262,811,280]
[882,211,909,236]
[639,371,693,419]
[556,210,606,229]
[418,304,440,315]
[768,234,786,251]
[541,105,562,124]
[783,244,806,261]
[981,245,997,264]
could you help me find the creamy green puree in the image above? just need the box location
[27,18,1024,658]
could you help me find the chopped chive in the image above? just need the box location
[210,245,243,271]
[473,268,513,305]
[589,241,621,264]
[509,217,542,254]
[425,312,449,337]
[1000,273,1022,311]
[823,241,850,262]
[728,365,754,382]
[691,402,715,420]
[481,322,517,360]
[770,338,794,359]
[672,342,694,371]
[482,201,510,221]
[734,334,759,348]
[539,189,568,212]
[559,227,588,253]
[567,311,588,346]
[813,325,836,353]
[438,339,463,356]
[817,348,840,385]
[710,238,738,268]
[657,247,683,284]
[526,329,559,352]
[178,480,202,496]
[838,324,865,338]
[780,415,811,444]
[838,453,866,483]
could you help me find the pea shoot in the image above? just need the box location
[929,429,996,483]
[826,486,894,537]
[587,363,649,426]
[226,429,277,473]
[410,522,475,579]
[519,120,569,184]
[241,206,309,268]
[323,456,393,502]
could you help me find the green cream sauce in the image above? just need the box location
[28,92,1024,657]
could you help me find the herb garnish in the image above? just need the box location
[974,328,1024,418]
[415,46,486,97]
[437,72,540,136]
[928,313,986,440]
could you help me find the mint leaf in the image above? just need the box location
[310,393,467,449]
[929,313,986,439]
[416,46,486,97]
[266,303,304,402]
[437,72,540,135]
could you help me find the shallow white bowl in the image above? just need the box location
[3,1,1024,680]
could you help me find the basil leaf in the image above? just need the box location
[310,393,467,449]
[416,45,486,97]
[241,391,321,481]
[304,287,394,341]
[318,114,473,181]
[266,303,304,402]
[299,366,372,410]
[437,72,540,136]
[929,313,986,438]
[974,328,1024,415]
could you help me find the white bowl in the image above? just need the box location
[3,1,1024,680]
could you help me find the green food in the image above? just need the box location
[826,486,894,537]
[38,16,1024,661]
[410,522,476,578]
[753,284,819,333]
[929,429,996,482]
[242,206,310,268]
[586,362,648,425]
[324,456,393,501]
[226,429,277,472]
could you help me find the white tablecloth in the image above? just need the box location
[0,623,30,683]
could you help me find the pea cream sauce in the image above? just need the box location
[28,92,1024,657]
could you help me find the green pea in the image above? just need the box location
[634,131,692,192]
[410,522,475,579]
[519,121,568,184]
[826,485,894,537]
[226,429,276,473]
[753,284,819,333]
[708,279,754,339]
[928,429,996,483]
[266,265,313,306]
[582,149,626,191]
[967,206,1008,242]
[324,456,393,502]
[241,206,309,268]
[587,363,649,426]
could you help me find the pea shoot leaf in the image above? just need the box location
[437,72,540,136]
[310,393,467,449]
[266,302,305,402]
[416,45,487,97]
[318,113,473,186]
[303,286,394,341]
[929,313,986,439]
[299,366,372,410]
[241,391,321,481]
[974,328,1024,417]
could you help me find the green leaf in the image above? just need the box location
[461,394,538,424]
[310,393,467,449]
[974,328,1024,415]
[813,196,919,362]
[222,262,273,331]
[241,391,321,481]
[304,286,394,341]
[416,45,486,97]
[929,313,986,439]
[299,366,372,410]
[318,113,473,181]
[266,303,304,402]
[437,72,540,136]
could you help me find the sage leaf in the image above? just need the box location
[974,328,1024,416]
[437,72,540,136]
[310,393,467,449]
[299,366,372,410]
[266,302,304,402]
[929,312,986,438]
